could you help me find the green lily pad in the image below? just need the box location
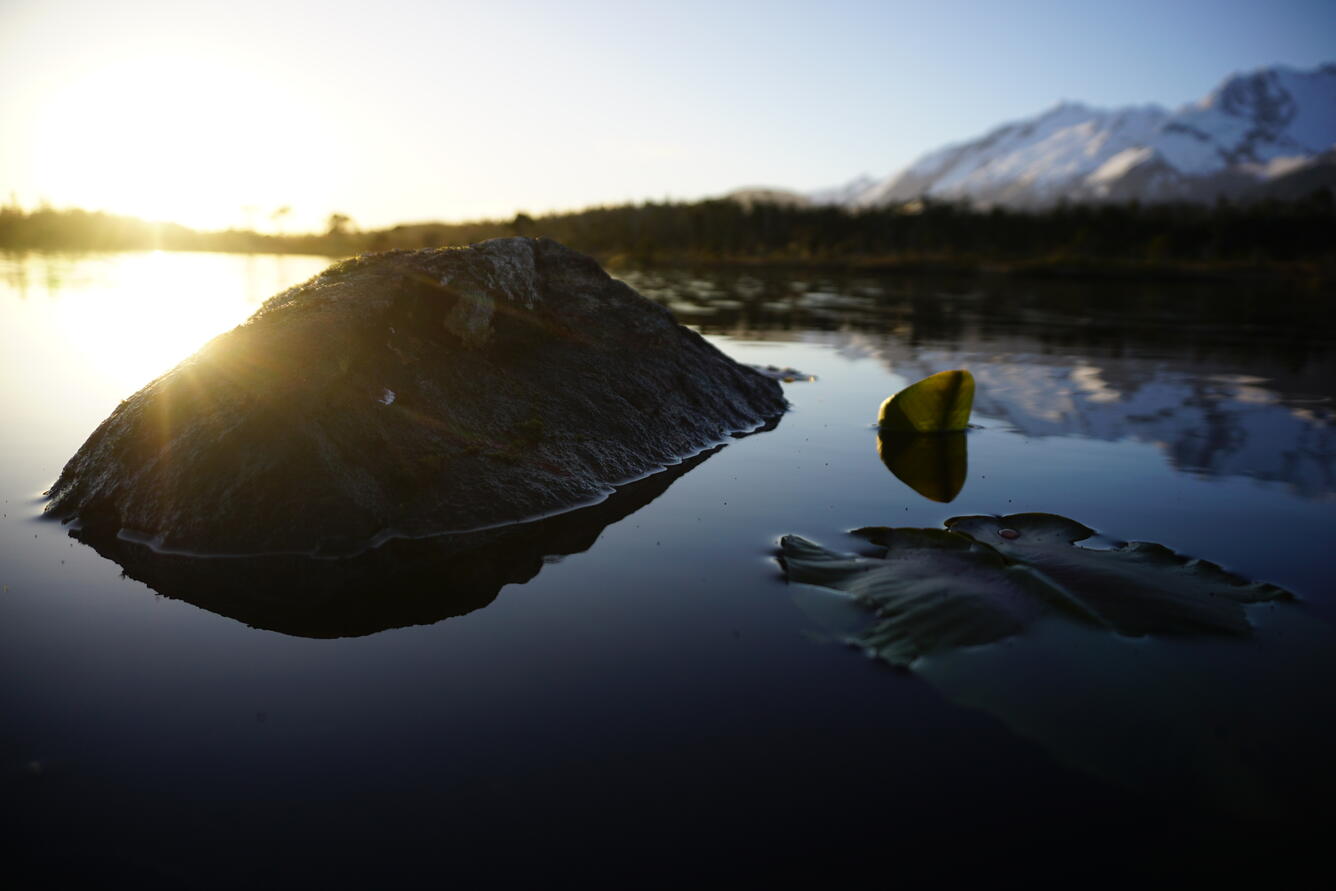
[780,513,1291,667]
[877,369,974,432]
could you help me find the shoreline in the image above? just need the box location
[5,244,1331,286]
[599,252,1336,285]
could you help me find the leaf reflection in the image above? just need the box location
[877,430,968,503]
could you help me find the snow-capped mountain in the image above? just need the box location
[807,174,879,207]
[814,64,1336,209]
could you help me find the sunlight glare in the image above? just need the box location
[47,251,327,395]
[33,57,338,231]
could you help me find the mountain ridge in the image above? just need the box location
[804,63,1336,209]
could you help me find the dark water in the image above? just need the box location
[3,252,1334,886]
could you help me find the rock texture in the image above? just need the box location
[46,237,786,554]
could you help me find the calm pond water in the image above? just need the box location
[3,250,1334,886]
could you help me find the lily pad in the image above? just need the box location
[782,516,1322,822]
[944,513,1292,636]
[779,528,1094,666]
[780,513,1291,667]
[877,369,974,432]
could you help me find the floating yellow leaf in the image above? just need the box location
[877,369,974,432]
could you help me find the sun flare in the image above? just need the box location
[33,56,337,231]
[45,251,330,395]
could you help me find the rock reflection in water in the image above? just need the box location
[65,448,719,638]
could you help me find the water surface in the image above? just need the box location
[3,251,1333,885]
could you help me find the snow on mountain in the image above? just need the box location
[807,173,878,206]
[812,63,1336,209]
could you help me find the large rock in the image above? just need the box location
[46,237,786,555]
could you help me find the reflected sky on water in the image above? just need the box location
[2,251,1334,885]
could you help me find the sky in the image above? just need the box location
[1,0,1332,231]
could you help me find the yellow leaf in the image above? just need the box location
[877,369,974,432]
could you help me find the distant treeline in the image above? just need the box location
[0,205,354,255]
[3,191,1334,277]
